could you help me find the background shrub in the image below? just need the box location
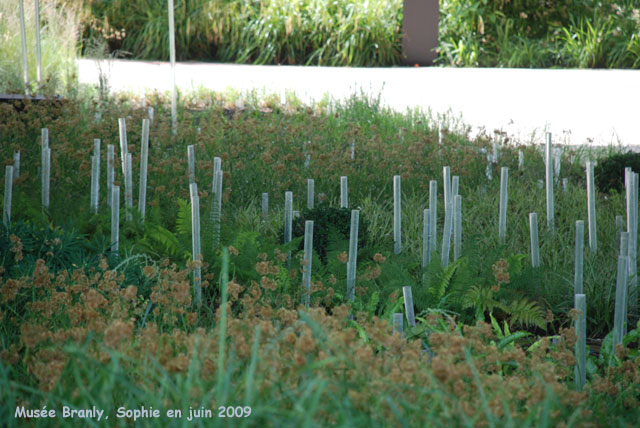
[286,203,369,264]
[594,151,640,194]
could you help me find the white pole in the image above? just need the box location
[627,171,638,318]
[574,220,584,295]
[529,213,540,268]
[545,132,554,230]
[93,138,101,159]
[34,0,42,87]
[13,152,20,179]
[212,170,223,250]
[212,157,222,194]
[90,155,99,214]
[616,215,624,236]
[453,195,462,261]
[125,153,133,221]
[613,255,629,346]
[499,167,508,242]
[118,118,128,177]
[393,175,401,254]
[586,161,597,252]
[347,210,359,301]
[392,313,403,335]
[402,286,416,327]
[139,119,149,220]
[304,141,310,169]
[261,192,268,220]
[302,220,314,307]
[284,191,293,266]
[620,232,629,259]
[451,175,459,198]
[284,191,293,244]
[43,147,50,209]
[190,182,202,307]
[107,145,115,208]
[168,0,177,135]
[484,149,492,181]
[3,166,14,226]
[187,145,196,184]
[111,186,120,252]
[574,294,586,391]
[340,176,348,208]
[40,128,48,207]
[492,139,499,164]
[19,0,29,91]
[443,166,451,211]
[429,180,437,252]
[93,139,101,212]
[554,147,561,184]
[518,150,524,170]
[441,200,452,269]
[632,172,639,318]
[422,208,431,268]
[307,179,314,210]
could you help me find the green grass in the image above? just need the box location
[78,0,640,68]
[81,0,403,66]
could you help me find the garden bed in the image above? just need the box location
[1,90,639,426]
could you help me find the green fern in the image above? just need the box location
[431,258,462,303]
[175,198,192,238]
[366,291,380,317]
[463,285,547,330]
[140,223,191,263]
[507,297,547,329]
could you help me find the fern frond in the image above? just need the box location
[175,198,192,238]
[432,259,461,302]
[463,285,494,310]
[506,298,547,330]
[143,223,190,261]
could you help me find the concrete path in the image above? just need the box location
[77,58,640,148]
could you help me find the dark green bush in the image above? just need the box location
[284,203,369,264]
[594,151,640,194]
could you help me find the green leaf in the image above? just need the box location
[175,198,192,238]
[497,331,531,350]
[349,320,369,344]
[489,312,503,339]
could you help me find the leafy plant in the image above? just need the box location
[287,203,369,264]
[594,151,640,194]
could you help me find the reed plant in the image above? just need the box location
[0,0,80,94]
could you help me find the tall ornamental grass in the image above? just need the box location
[81,0,402,66]
[0,0,80,94]
[438,0,640,68]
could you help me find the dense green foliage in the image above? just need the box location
[438,0,640,68]
[81,0,402,66]
[3,0,638,88]
[595,151,640,194]
[2,90,640,426]
[77,0,640,68]
[287,204,370,263]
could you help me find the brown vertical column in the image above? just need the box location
[402,0,439,66]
